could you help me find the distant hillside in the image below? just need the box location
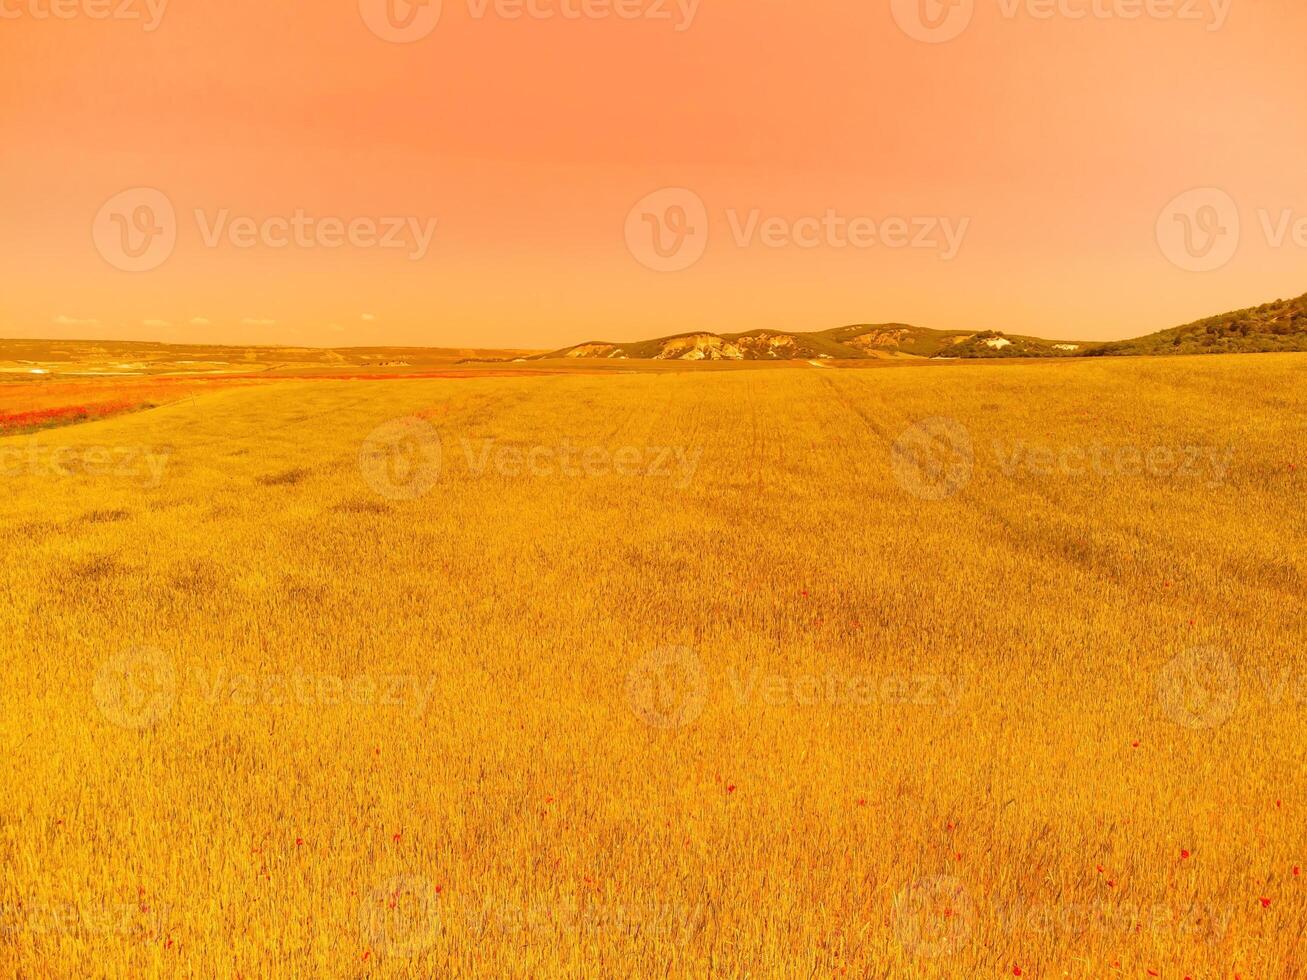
[1085,294,1307,357]
[540,324,1096,362]
[816,325,1093,359]
[8,291,1307,373]
[549,330,876,362]
[542,291,1307,362]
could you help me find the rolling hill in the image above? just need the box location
[1084,294,1307,357]
[541,291,1307,362]
[5,292,1305,374]
[540,325,1093,362]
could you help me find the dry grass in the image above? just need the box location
[1,355,1305,977]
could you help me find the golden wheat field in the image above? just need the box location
[1,354,1305,978]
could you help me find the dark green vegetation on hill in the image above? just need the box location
[1086,294,1307,357]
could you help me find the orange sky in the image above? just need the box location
[3,0,1306,349]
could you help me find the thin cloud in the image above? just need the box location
[53,314,100,327]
